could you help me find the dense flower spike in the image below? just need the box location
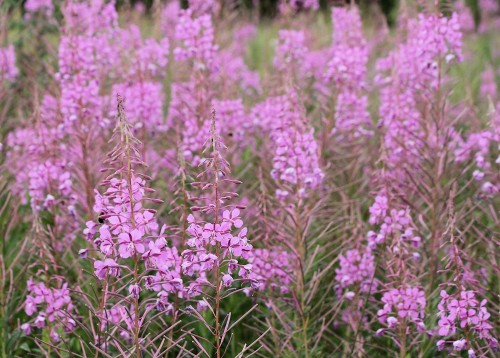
[175,110,257,356]
[324,6,372,138]
[268,93,324,200]
[174,9,217,71]
[376,12,463,181]
[90,97,160,270]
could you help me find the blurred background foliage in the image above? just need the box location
[1,0,497,27]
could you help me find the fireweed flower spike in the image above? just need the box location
[324,5,372,140]
[375,11,462,185]
[432,187,498,355]
[366,165,426,356]
[260,87,326,355]
[269,91,324,202]
[84,95,168,355]
[180,109,255,357]
[334,245,377,335]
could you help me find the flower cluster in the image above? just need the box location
[22,279,76,342]
[331,6,366,47]
[333,91,372,138]
[214,50,261,94]
[455,1,475,32]
[325,6,371,138]
[269,95,324,200]
[179,124,254,290]
[436,290,498,353]
[24,0,53,18]
[335,248,376,295]
[182,209,253,289]
[176,86,212,165]
[454,110,499,198]
[89,102,160,287]
[251,95,289,134]
[377,287,426,333]
[245,248,295,294]
[161,1,181,37]
[62,0,118,35]
[212,99,250,147]
[0,45,18,82]
[124,26,170,79]
[28,161,73,212]
[110,82,166,133]
[367,194,421,250]
[174,9,218,71]
[376,12,462,180]
[143,241,183,312]
[187,0,220,16]
[274,30,308,73]
[91,174,159,269]
[5,96,78,246]
[57,33,102,129]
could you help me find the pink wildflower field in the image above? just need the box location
[0,0,498,357]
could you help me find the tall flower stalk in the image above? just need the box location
[84,95,169,356]
[181,109,255,357]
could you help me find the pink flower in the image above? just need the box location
[129,284,141,299]
[25,297,37,316]
[118,229,145,258]
[20,323,31,335]
[223,209,243,228]
[387,317,398,328]
[453,338,467,351]
[437,340,446,351]
[222,274,233,287]
[438,317,456,336]
[94,258,120,280]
